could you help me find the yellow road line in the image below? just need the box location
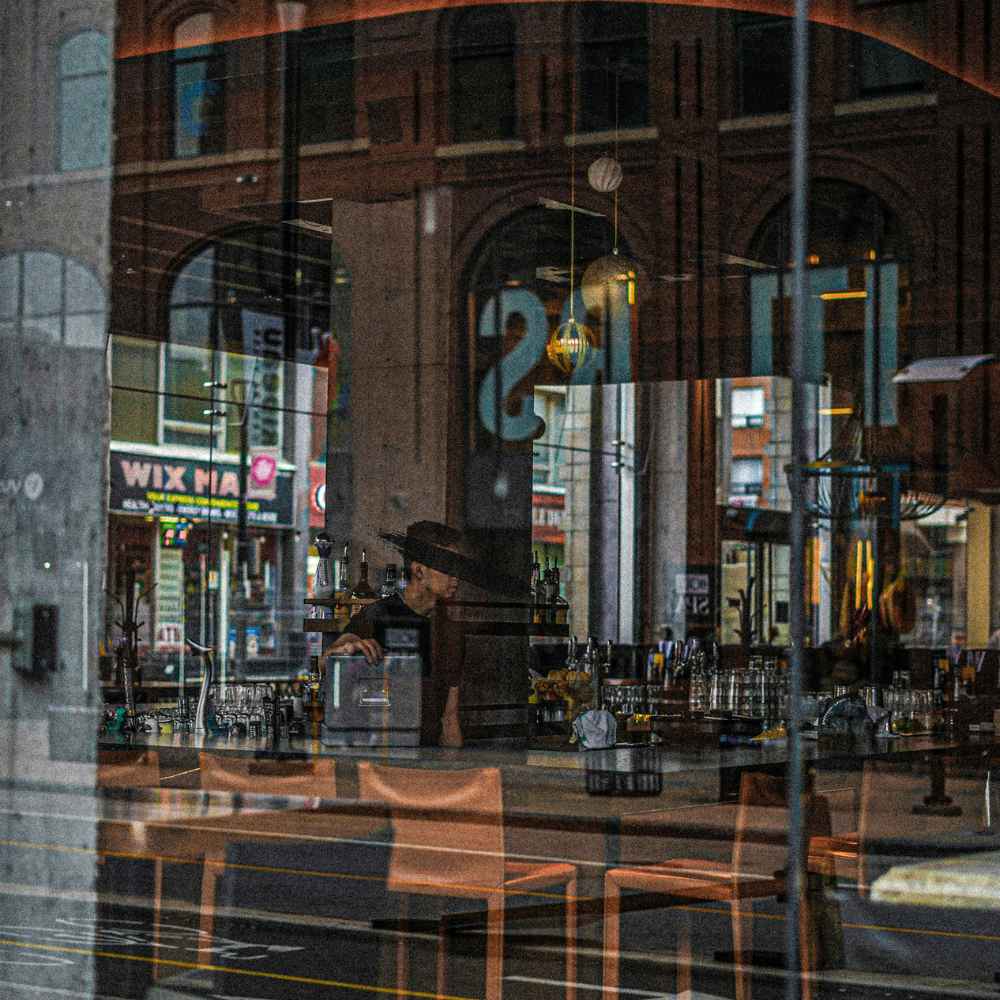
[1,837,592,902]
[0,937,478,999]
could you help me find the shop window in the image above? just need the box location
[299,22,355,144]
[730,457,763,499]
[735,13,791,116]
[57,31,110,171]
[577,3,649,132]
[0,251,105,346]
[854,1,928,97]
[731,386,765,428]
[450,6,517,143]
[532,388,568,486]
[111,337,159,444]
[171,13,225,158]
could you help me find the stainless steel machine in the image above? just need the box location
[322,617,426,747]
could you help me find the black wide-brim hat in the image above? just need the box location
[379,531,529,599]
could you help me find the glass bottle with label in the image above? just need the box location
[350,548,376,617]
[379,563,398,599]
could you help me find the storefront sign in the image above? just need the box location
[155,546,184,652]
[309,462,326,528]
[110,449,294,528]
[674,569,714,621]
[248,447,278,501]
[532,490,565,545]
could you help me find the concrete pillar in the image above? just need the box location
[0,1,115,993]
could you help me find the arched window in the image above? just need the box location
[577,3,649,133]
[748,180,911,421]
[171,13,226,158]
[450,7,516,143]
[58,31,111,171]
[164,226,350,453]
[0,251,105,347]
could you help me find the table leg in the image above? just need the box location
[912,754,962,816]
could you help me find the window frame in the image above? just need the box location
[734,12,792,117]
[449,6,518,144]
[169,13,227,159]
[576,2,650,133]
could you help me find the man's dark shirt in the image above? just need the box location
[345,593,460,745]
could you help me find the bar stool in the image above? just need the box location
[603,773,823,1000]
[359,762,578,1000]
[198,751,336,797]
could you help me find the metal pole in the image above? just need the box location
[236,398,250,678]
[786,1,811,999]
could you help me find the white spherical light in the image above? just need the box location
[587,155,623,193]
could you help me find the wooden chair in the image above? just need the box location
[359,762,578,1000]
[807,781,864,891]
[198,751,336,797]
[603,773,825,1000]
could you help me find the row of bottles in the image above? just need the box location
[310,533,408,635]
[530,551,569,625]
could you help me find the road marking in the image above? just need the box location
[0,938,478,1000]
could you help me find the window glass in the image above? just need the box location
[66,259,105,314]
[111,337,159,443]
[0,256,19,320]
[58,32,110,171]
[578,3,649,132]
[23,252,63,317]
[856,2,928,96]
[299,23,355,144]
[64,312,104,349]
[736,14,791,115]
[731,387,765,427]
[731,457,764,496]
[172,15,225,158]
[451,7,516,142]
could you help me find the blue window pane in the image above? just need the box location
[0,256,19,320]
[23,253,63,317]
[66,260,105,314]
[65,312,105,349]
[60,73,110,170]
[59,31,109,77]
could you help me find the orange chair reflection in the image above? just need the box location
[359,762,577,1000]
[603,774,822,1000]
[198,751,336,796]
[97,749,161,789]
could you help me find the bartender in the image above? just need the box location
[325,521,465,747]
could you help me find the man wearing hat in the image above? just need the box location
[324,521,465,747]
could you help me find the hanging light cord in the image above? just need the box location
[613,66,620,254]
[569,63,577,322]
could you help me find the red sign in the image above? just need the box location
[309,463,326,528]
[532,490,565,545]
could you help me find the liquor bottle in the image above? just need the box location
[334,543,351,629]
[350,548,376,618]
[530,551,543,625]
[379,563,398,598]
[397,564,408,593]
[543,558,558,624]
[552,562,569,625]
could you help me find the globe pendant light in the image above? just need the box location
[582,69,638,318]
[588,154,623,193]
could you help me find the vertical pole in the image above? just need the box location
[236,401,250,679]
[786,2,811,1000]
